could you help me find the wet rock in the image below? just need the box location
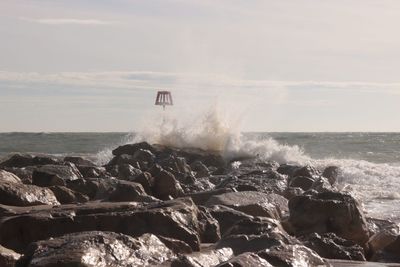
[0,198,201,252]
[198,206,221,243]
[66,178,151,202]
[322,166,340,185]
[289,191,369,246]
[369,223,400,262]
[216,252,273,267]
[186,188,233,205]
[301,232,366,261]
[106,153,141,168]
[283,187,304,200]
[49,185,89,204]
[215,170,288,196]
[277,164,301,177]
[112,142,156,156]
[0,154,59,168]
[216,233,295,255]
[18,231,176,267]
[0,245,20,267]
[208,205,254,235]
[0,169,22,183]
[32,164,82,187]
[157,235,193,254]
[150,165,184,200]
[1,167,35,184]
[289,176,315,191]
[206,191,288,220]
[64,156,96,167]
[76,165,108,178]
[0,181,59,206]
[223,217,286,238]
[133,149,156,164]
[171,247,233,267]
[191,161,210,178]
[129,172,154,194]
[109,163,142,180]
[182,177,216,195]
[257,244,328,267]
[292,165,320,178]
[107,180,157,202]
[371,235,400,263]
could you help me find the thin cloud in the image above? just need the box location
[0,71,400,92]
[19,17,117,25]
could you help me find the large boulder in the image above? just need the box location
[0,245,20,267]
[49,186,89,204]
[112,142,156,156]
[257,245,329,267]
[369,223,400,262]
[288,191,369,246]
[216,233,295,256]
[215,170,288,196]
[206,191,288,220]
[301,232,366,261]
[216,252,273,267]
[0,198,201,252]
[66,178,150,202]
[107,180,157,202]
[150,165,184,200]
[197,206,221,243]
[64,156,96,167]
[109,163,142,180]
[322,166,340,185]
[216,218,297,255]
[171,247,233,267]
[18,231,176,267]
[222,217,286,238]
[0,169,22,183]
[0,181,59,206]
[208,205,254,236]
[0,154,59,168]
[32,164,82,187]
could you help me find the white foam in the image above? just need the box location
[95,106,400,220]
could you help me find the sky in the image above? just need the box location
[0,0,400,132]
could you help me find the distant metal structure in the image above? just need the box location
[155,91,173,110]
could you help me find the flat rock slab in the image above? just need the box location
[19,231,175,267]
[206,191,288,220]
[0,181,59,206]
[0,198,201,252]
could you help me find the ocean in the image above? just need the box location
[1,132,400,221]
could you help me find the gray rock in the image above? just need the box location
[257,244,329,267]
[0,181,59,206]
[289,191,369,246]
[0,169,22,183]
[0,245,20,267]
[19,231,175,267]
[32,164,82,187]
[216,252,273,267]
[171,247,233,267]
[0,198,201,253]
[206,191,288,220]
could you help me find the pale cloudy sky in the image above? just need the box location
[1,0,400,132]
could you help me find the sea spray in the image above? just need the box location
[93,108,400,220]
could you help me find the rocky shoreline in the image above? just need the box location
[0,141,399,266]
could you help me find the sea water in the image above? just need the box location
[1,130,400,221]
